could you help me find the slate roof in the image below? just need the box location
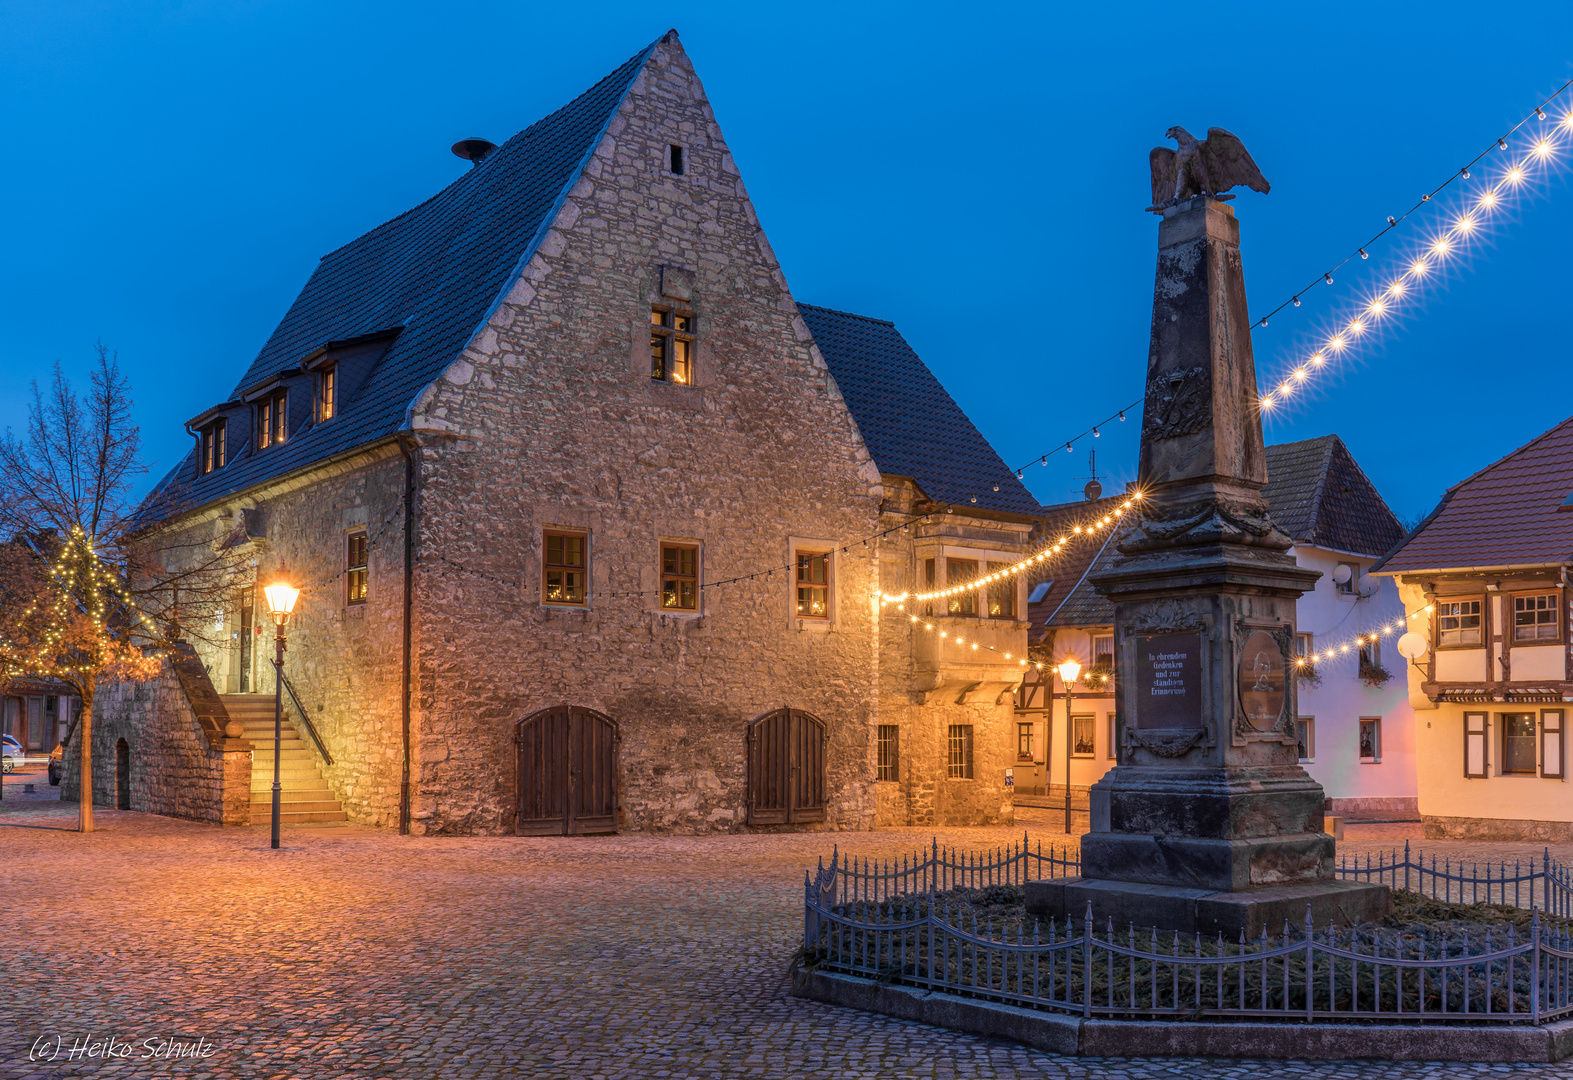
[144,36,661,513]
[796,304,1039,517]
[1024,497,1124,642]
[1374,415,1573,574]
[1034,436,1405,638]
[1262,436,1405,558]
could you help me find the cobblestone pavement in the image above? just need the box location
[2,802,1571,1079]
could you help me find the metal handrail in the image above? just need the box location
[271,659,334,767]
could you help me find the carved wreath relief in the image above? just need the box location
[1142,366,1211,440]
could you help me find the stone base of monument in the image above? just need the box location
[1023,874,1392,937]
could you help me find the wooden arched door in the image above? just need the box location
[515,706,619,836]
[746,708,826,824]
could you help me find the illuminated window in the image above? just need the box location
[661,544,699,611]
[947,724,973,779]
[947,558,978,616]
[877,725,900,781]
[1436,599,1482,646]
[543,532,587,606]
[796,551,830,618]
[317,365,337,423]
[199,420,226,475]
[346,532,368,605]
[987,561,1015,618]
[650,307,695,384]
[1071,714,1095,758]
[256,390,288,449]
[1514,594,1559,642]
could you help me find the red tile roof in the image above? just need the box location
[1374,415,1573,573]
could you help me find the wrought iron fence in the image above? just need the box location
[802,839,1573,1024]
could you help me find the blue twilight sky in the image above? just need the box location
[3,1,1571,523]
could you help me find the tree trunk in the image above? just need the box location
[78,673,94,833]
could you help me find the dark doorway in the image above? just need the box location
[746,708,827,824]
[115,738,131,810]
[239,601,254,693]
[515,706,619,836]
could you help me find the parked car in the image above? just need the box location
[48,743,64,785]
[1,734,21,774]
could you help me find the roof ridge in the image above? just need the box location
[315,34,668,268]
[1442,413,1573,496]
[1297,435,1337,544]
[795,301,895,327]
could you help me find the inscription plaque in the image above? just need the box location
[1238,629,1286,731]
[1135,632,1202,728]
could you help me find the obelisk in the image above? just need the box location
[1026,194,1390,935]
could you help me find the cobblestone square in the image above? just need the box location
[2,799,1571,1079]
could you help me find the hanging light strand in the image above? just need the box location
[1249,77,1573,336]
[1294,603,1434,671]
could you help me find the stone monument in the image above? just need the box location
[1025,133,1391,935]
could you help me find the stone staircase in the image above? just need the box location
[219,694,348,826]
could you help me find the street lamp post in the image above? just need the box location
[262,581,300,850]
[1056,657,1082,835]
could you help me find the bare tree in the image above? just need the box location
[0,347,243,831]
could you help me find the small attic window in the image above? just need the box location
[1028,582,1052,604]
[199,419,226,475]
[668,144,685,176]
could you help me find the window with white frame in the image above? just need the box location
[947,725,974,779]
[1436,599,1482,646]
[1514,594,1560,643]
[1358,718,1381,763]
[1502,712,1536,775]
[1071,714,1095,758]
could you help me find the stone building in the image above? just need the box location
[71,32,1037,834]
[1018,435,1415,825]
[1373,414,1573,840]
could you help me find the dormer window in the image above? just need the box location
[199,419,226,475]
[257,389,288,449]
[317,365,336,423]
[650,307,695,384]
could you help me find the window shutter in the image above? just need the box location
[1543,710,1564,779]
[1464,712,1488,778]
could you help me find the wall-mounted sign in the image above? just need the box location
[1238,629,1286,731]
[1135,632,1202,729]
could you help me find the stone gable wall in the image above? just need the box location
[404,38,885,834]
[60,668,249,825]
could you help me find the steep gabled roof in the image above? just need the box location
[1374,415,1573,574]
[146,36,662,512]
[796,303,1038,517]
[1263,435,1404,558]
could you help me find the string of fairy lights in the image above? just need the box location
[0,525,166,679]
[1255,82,1573,414]
[1294,603,1433,672]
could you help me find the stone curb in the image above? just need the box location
[793,969,1573,1062]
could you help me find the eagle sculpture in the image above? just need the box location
[1149,127,1269,210]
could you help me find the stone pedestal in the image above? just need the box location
[1031,195,1390,933]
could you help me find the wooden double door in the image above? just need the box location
[746,708,827,824]
[515,706,620,835]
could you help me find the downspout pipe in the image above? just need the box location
[396,433,418,835]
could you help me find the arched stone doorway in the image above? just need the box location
[515,706,619,836]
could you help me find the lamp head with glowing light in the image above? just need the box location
[263,582,300,627]
[1057,657,1083,687]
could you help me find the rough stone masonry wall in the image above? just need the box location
[150,445,409,827]
[405,37,885,835]
[60,669,249,825]
[873,490,1029,827]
